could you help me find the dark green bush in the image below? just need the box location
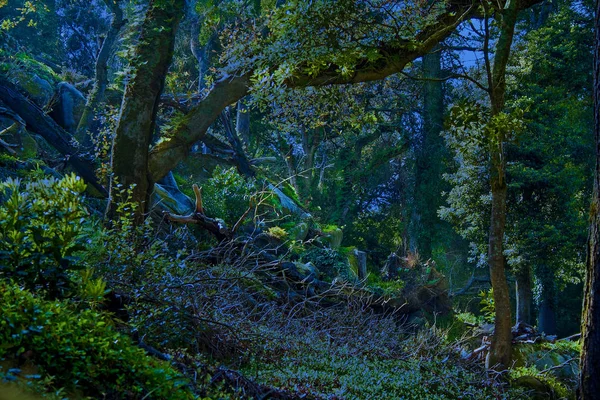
[300,247,351,280]
[0,282,195,399]
[0,175,88,297]
[202,166,256,226]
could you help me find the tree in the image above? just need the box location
[580,0,600,396]
[76,0,125,142]
[109,0,185,222]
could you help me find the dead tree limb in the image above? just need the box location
[165,183,231,241]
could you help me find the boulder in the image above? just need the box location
[10,71,54,106]
[51,82,86,134]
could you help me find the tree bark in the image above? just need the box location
[485,0,518,371]
[411,47,444,258]
[579,0,600,396]
[76,0,125,142]
[536,266,557,335]
[109,0,184,222]
[515,266,533,325]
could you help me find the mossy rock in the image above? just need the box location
[319,226,343,250]
[10,71,54,106]
[16,134,39,159]
[288,222,309,241]
[294,261,318,279]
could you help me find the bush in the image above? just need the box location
[202,167,256,226]
[0,175,88,297]
[300,247,351,280]
[0,282,195,399]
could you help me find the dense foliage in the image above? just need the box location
[0,0,596,398]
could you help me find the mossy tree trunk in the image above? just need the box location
[580,0,600,397]
[485,0,518,371]
[147,1,486,183]
[109,0,184,223]
[412,47,445,259]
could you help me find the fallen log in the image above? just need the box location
[0,75,107,196]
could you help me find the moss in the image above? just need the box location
[509,366,573,400]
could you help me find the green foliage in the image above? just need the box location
[202,167,256,226]
[0,282,195,399]
[478,288,495,323]
[509,366,572,399]
[299,247,350,280]
[266,226,287,240]
[243,328,520,400]
[366,274,405,297]
[0,174,88,297]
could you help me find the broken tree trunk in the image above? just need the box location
[354,249,367,280]
[164,184,231,241]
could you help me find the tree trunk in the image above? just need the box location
[76,0,124,143]
[109,0,184,223]
[579,0,600,396]
[515,266,533,325]
[355,250,367,280]
[220,108,255,177]
[537,266,557,335]
[487,168,512,370]
[146,1,486,184]
[485,0,518,371]
[412,47,444,259]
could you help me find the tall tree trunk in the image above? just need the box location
[515,266,533,325]
[299,125,319,202]
[411,47,444,258]
[76,0,124,142]
[536,264,557,335]
[109,0,184,223]
[485,0,518,371]
[579,0,600,396]
[220,108,255,177]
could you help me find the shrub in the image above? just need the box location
[0,174,88,297]
[0,282,195,399]
[300,247,350,280]
[202,167,256,226]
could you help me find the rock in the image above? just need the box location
[267,183,311,219]
[288,222,309,241]
[51,82,86,134]
[320,226,343,250]
[294,262,318,280]
[11,72,54,106]
[382,252,402,280]
[151,173,195,215]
